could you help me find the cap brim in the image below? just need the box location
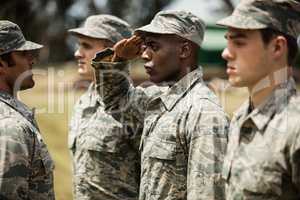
[15,41,43,51]
[134,24,174,35]
[217,14,267,30]
[68,27,110,40]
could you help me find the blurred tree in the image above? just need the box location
[123,0,174,27]
[0,0,75,63]
[1,0,36,39]
[222,0,234,13]
[1,0,128,62]
[0,0,240,64]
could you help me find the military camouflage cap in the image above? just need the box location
[217,0,300,39]
[0,20,43,56]
[134,10,206,47]
[68,14,132,43]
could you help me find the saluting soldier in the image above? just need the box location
[92,10,229,200]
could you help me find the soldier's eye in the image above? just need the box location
[82,43,92,49]
[145,41,158,51]
[233,40,245,47]
[148,42,159,51]
[151,45,159,51]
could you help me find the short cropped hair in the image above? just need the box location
[260,28,298,66]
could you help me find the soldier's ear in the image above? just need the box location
[0,57,8,76]
[179,41,192,59]
[0,57,8,68]
[272,35,287,61]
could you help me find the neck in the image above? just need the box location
[249,67,289,108]
[175,65,197,85]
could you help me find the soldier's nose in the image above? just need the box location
[141,48,151,61]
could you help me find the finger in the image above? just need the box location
[134,39,143,46]
[137,46,144,56]
[132,36,143,44]
[113,38,127,50]
[126,35,139,43]
[132,37,143,46]
[124,39,141,49]
[128,36,143,45]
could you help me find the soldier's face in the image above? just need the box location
[141,35,181,84]
[222,28,274,90]
[2,51,36,93]
[74,35,109,80]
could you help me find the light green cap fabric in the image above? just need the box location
[68,14,132,43]
[135,10,206,47]
[217,0,300,39]
[0,20,43,56]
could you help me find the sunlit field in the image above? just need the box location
[19,63,249,200]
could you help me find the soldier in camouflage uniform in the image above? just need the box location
[68,15,141,200]
[92,10,229,200]
[0,21,55,199]
[217,0,300,199]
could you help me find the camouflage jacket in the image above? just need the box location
[93,61,229,200]
[69,83,141,200]
[0,91,55,200]
[223,78,300,199]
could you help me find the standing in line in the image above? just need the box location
[68,14,141,200]
[217,0,300,199]
[92,10,229,200]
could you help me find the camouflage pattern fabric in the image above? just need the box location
[92,60,229,200]
[69,83,141,200]
[0,20,42,56]
[135,10,205,47]
[217,0,300,39]
[0,91,55,200]
[68,15,132,44]
[222,78,300,199]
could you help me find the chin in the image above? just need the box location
[21,81,35,90]
[149,76,161,84]
[79,73,94,82]
[78,71,87,76]
[13,79,34,92]
[229,79,245,88]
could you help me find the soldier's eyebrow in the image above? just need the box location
[80,41,92,48]
[224,32,247,40]
[144,37,159,45]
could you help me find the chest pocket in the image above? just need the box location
[143,137,177,161]
[82,135,120,153]
[77,111,127,153]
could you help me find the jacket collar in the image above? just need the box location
[159,66,203,111]
[234,77,297,132]
[0,91,38,128]
[85,82,102,107]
